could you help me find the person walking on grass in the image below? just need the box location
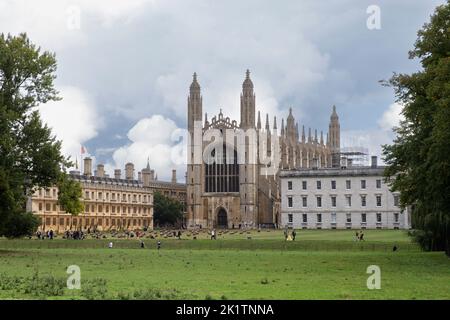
[292,229,297,241]
[359,231,365,241]
[157,240,161,251]
[355,231,359,241]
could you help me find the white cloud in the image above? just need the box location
[108,115,186,181]
[39,86,101,163]
[378,102,404,131]
[341,102,405,164]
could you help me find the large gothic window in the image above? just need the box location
[205,144,239,193]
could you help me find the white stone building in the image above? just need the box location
[280,157,410,230]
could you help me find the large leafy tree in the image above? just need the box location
[0,33,82,237]
[382,2,450,255]
[153,191,184,227]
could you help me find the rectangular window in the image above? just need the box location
[361,195,366,207]
[302,196,307,207]
[287,196,293,208]
[331,196,336,207]
[361,180,366,189]
[394,213,399,222]
[376,213,382,223]
[346,195,352,207]
[376,179,382,188]
[287,181,293,191]
[376,195,382,207]
[302,181,307,190]
[346,213,351,223]
[331,180,336,189]
[302,214,307,223]
[394,195,399,207]
[39,203,43,211]
[317,214,322,223]
[316,196,322,208]
[346,180,351,189]
[45,203,51,211]
[361,213,367,223]
[316,180,321,190]
[331,213,336,223]
[288,214,293,223]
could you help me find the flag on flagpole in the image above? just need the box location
[81,145,87,154]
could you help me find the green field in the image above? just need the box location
[0,230,448,300]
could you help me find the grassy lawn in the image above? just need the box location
[0,230,448,300]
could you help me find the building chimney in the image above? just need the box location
[172,169,177,184]
[125,163,134,180]
[83,157,92,176]
[371,156,378,168]
[138,171,142,182]
[141,168,150,187]
[96,164,105,177]
[150,169,155,181]
[114,169,121,180]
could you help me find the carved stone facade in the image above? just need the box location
[186,70,340,229]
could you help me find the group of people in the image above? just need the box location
[355,230,365,241]
[35,230,54,240]
[284,229,297,241]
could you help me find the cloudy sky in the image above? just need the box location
[0,0,445,180]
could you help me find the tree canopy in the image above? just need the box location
[0,33,82,237]
[382,2,450,255]
[153,191,184,227]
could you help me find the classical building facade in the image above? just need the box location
[280,156,410,229]
[27,158,187,232]
[186,70,340,229]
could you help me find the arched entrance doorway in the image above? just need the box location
[217,208,228,229]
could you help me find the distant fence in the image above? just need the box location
[0,239,422,252]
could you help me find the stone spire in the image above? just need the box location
[204,112,208,127]
[257,111,261,129]
[308,127,312,143]
[320,131,324,145]
[273,116,277,131]
[240,69,256,129]
[286,107,296,141]
[295,122,299,141]
[265,113,270,131]
[328,105,340,167]
[314,129,318,143]
[281,118,285,136]
[302,125,305,143]
[188,72,202,132]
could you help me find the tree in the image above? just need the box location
[382,2,450,255]
[0,33,81,237]
[153,191,184,227]
[57,173,84,216]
